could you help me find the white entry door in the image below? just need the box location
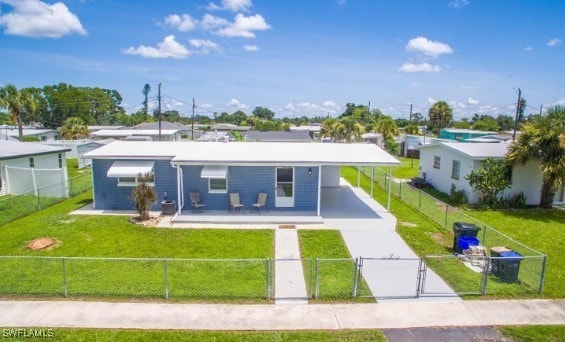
[275,167,294,207]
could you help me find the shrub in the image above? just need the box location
[130,173,157,221]
[449,184,467,206]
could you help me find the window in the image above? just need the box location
[58,153,63,168]
[433,156,441,169]
[29,157,35,168]
[451,160,461,180]
[117,174,154,187]
[209,178,227,193]
[504,166,513,184]
[41,136,46,141]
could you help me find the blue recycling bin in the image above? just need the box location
[492,251,523,283]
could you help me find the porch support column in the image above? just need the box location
[387,166,392,212]
[317,165,322,216]
[357,165,360,188]
[176,164,182,216]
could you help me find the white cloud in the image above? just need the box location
[397,62,441,73]
[449,0,469,8]
[285,103,295,110]
[427,98,437,105]
[406,37,453,58]
[208,0,252,12]
[164,14,197,32]
[201,14,230,30]
[123,35,191,59]
[524,46,533,52]
[214,13,271,38]
[189,39,220,54]
[244,44,259,51]
[229,98,248,109]
[322,100,337,108]
[0,0,86,38]
[200,103,213,109]
[297,102,320,109]
[547,38,562,47]
[467,97,479,105]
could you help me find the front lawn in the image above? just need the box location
[379,156,420,180]
[0,192,274,301]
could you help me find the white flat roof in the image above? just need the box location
[91,129,180,137]
[84,141,401,166]
[419,142,510,159]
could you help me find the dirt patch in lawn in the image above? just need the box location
[399,222,418,227]
[26,237,60,251]
[129,215,162,227]
[430,232,450,248]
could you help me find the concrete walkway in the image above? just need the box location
[274,227,308,304]
[0,299,563,330]
[321,180,458,301]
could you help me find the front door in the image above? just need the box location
[275,167,294,207]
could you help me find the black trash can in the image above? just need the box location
[492,251,523,283]
[453,222,481,253]
[161,200,176,215]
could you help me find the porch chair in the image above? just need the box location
[229,193,244,214]
[189,192,206,211]
[252,193,268,214]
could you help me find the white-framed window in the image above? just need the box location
[433,156,441,169]
[29,157,35,168]
[209,178,228,193]
[117,173,154,187]
[451,160,460,180]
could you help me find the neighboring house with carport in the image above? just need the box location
[245,130,312,142]
[418,142,565,205]
[83,141,400,217]
[0,140,70,197]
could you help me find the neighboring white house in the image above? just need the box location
[0,140,70,197]
[42,139,115,168]
[90,129,182,141]
[418,142,564,205]
[0,126,59,142]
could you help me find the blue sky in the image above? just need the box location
[0,0,563,120]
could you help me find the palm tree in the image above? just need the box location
[375,116,400,152]
[428,101,453,130]
[0,85,36,141]
[506,105,565,208]
[335,116,363,142]
[60,117,90,140]
[142,84,151,115]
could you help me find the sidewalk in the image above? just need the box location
[0,299,563,330]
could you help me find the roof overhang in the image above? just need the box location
[107,160,155,177]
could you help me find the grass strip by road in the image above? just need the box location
[499,325,565,342]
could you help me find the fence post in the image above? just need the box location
[416,258,423,298]
[444,204,449,229]
[315,258,320,299]
[481,257,491,295]
[370,167,374,197]
[399,181,402,199]
[418,190,422,211]
[482,224,487,245]
[163,259,169,299]
[357,166,360,188]
[61,257,67,297]
[266,258,271,300]
[352,257,359,298]
[309,258,314,299]
[539,255,547,294]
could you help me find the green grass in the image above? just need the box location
[0,192,274,301]
[341,166,554,298]
[499,325,565,342]
[379,156,420,180]
[464,209,565,298]
[298,230,373,301]
[14,329,386,341]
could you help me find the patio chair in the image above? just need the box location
[189,192,206,211]
[252,193,268,214]
[229,193,244,214]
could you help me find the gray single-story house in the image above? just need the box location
[84,141,400,216]
[245,130,312,142]
[418,142,565,205]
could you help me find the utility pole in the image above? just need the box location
[512,88,521,141]
[409,104,413,122]
[191,98,195,140]
[539,104,543,116]
[368,101,371,112]
[158,83,162,141]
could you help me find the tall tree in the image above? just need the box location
[428,101,453,129]
[60,117,89,140]
[507,105,565,208]
[142,84,151,116]
[252,106,275,121]
[0,85,36,141]
[375,115,400,152]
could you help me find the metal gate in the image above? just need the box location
[358,257,423,299]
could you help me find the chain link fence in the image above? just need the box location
[358,166,546,296]
[0,172,92,226]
